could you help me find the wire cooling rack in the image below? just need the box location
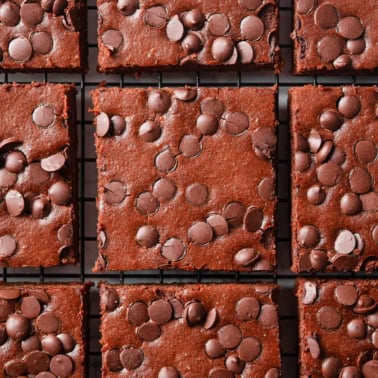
[1,0,377,376]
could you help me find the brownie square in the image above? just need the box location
[290,86,377,273]
[97,0,280,72]
[91,87,277,272]
[0,282,89,377]
[292,0,378,74]
[297,278,378,377]
[0,83,78,267]
[99,283,281,377]
[0,0,87,72]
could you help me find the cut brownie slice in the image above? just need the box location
[292,0,378,74]
[97,0,280,72]
[0,282,90,377]
[91,87,277,271]
[0,0,87,72]
[290,86,377,273]
[0,83,78,267]
[297,278,378,377]
[99,283,281,377]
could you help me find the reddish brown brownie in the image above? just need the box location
[0,83,78,267]
[290,86,377,273]
[291,0,378,74]
[97,0,280,72]
[99,283,281,377]
[297,278,378,378]
[0,282,90,377]
[0,0,87,72]
[91,87,277,272]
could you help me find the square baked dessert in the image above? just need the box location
[99,283,281,377]
[97,0,280,72]
[0,0,86,71]
[0,282,89,377]
[92,87,277,272]
[297,278,378,377]
[292,0,378,74]
[290,86,377,273]
[0,83,78,267]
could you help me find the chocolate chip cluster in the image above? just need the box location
[301,280,378,377]
[294,92,377,272]
[296,0,367,69]
[0,288,76,377]
[0,105,73,260]
[96,88,276,269]
[0,0,79,63]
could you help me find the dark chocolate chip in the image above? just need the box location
[105,349,123,372]
[347,318,366,339]
[181,32,203,53]
[299,253,312,272]
[117,0,138,16]
[334,230,356,254]
[155,149,177,172]
[52,0,67,16]
[42,334,63,355]
[238,337,261,362]
[136,225,159,248]
[347,39,366,55]
[179,135,202,157]
[315,140,333,163]
[252,127,276,160]
[6,313,30,340]
[306,336,320,359]
[310,250,328,271]
[8,37,33,61]
[166,15,184,42]
[320,110,343,131]
[331,254,358,271]
[0,290,20,302]
[204,308,217,330]
[362,360,378,378]
[225,355,245,374]
[355,140,376,163]
[104,181,127,205]
[0,168,17,187]
[173,87,197,102]
[144,5,167,28]
[338,96,361,119]
[161,238,186,261]
[128,302,149,325]
[340,193,362,215]
[5,150,26,173]
[148,90,171,113]
[5,189,24,216]
[218,324,242,348]
[234,248,259,267]
[240,15,264,41]
[148,299,172,325]
[314,4,339,28]
[317,36,343,62]
[0,234,17,257]
[137,322,161,341]
[33,105,55,128]
[169,299,184,319]
[317,306,342,329]
[153,178,176,201]
[31,31,53,54]
[353,295,376,314]
[360,192,378,212]
[258,304,278,327]
[139,120,162,142]
[101,288,119,311]
[307,185,326,205]
[41,151,66,172]
[308,129,322,153]
[188,221,213,245]
[221,112,249,135]
[321,357,342,378]
[211,37,234,62]
[102,29,123,51]
[208,13,230,36]
[158,366,181,378]
[96,112,110,137]
[57,224,73,245]
[20,2,44,25]
[36,312,59,333]
[206,214,228,237]
[339,366,361,378]
[243,207,263,232]
[264,368,280,378]
[57,333,75,353]
[334,284,358,306]
[21,335,41,352]
[120,347,144,370]
[298,225,320,248]
[50,354,73,377]
[28,162,50,185]
[333,54,352,70]
[111,115,126,136]
[184,301,206,326]
[48,181,71,205]
[295,151,311,172]
[27,289,49,304]
[0,324,6,345]
[337,17,364,39]
[258,177,274,201]
[317,162,342,186]
[237,41,254,63]
[4,359,26,376]
[297,0,315,14]
[205,338,226,358]
[349,167,372,194]
[21,296,42,319]
[181,9,205,30]
[41,0,54,12]
[31,196,51,219]
[0,2,20,26]
[223,202,246,228]
[186,183,208,206]
[329,147,346,165]
[295,132,309,152]
[201,98,225,118]
[135,192,159,215]
[236,297,260,320]
[196,113,219,135]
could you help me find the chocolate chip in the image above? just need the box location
[307,185,326,205]
[41,151,66,172]
[361,192,378,212]
[57,333,75,352]
[32,105,55,128]
[31,31,53,54]
[362,360,378,377]
[48,181,71,205]
[221,112,249,135]
[209,369,234,378]
[127,302,149,326]
[204,308,218,329]
[21,296,42,319]
[317,36,343,62]
[329,147,346,165]
[169,299,184,319]
[208,13,230,36]
[20,2,44,25]
[137,322,161,341]
[314,4,339,28]
[225,355,245,374]
[27,289,49,304]
[4,359,26,376]
[186,183,208,206]
[317,306,342,329]
[237,41,254,63]
[104,181,126,205]
[340,193,362,215]
[145,5,167,28]
[238,337,261,362]
[349,167,372,194]
[196,114,219,135]
[8,36,33,61]
[36,312,59,333]
[347,318,366,339]
[0,298,14,321]
[355,140,376,163]
[158,366,180,378]
[179,135,202,157]
[52,0,67,16]
[234,248,259,267]
[148,90,171,113]
[181,32,203,53]
[338,96,361,119]
[337,17,364,39]
[331,254,358,271]
[295,151,311,172]
[240,0,263,10]
[5,150,26,173]
[0,2,20,26]
[31,196,51,219]
[201,98,225,118]
[42,334,63,355]
[136,225,159,248]
[317,162,342,186]
[173,87,197,102]
[299,253,312,272]
[298,225,320,248]
[316,140,333,163]
[252,127,276,160]
[0,288,20,300]
[240,15,265,41]
[105,349,123,371]
[372,225,378,244]
[96,112,110,137]
[205,338,226,359]
[0,234,17,257]
[111,115,126,136]
[135,192,159,215]
[236,297,260,320]
[0,324,6,345]
[354,295,376,314]
[302,281,318,305]
[333,54,352,70]
[223,202,246,228]
[321,357,342,378]
[148,299,172,325]
[339,366,360,378]
[101,288,119,311]
[320,110,343,131]
[188,221,213,245]
[310,250,328,271]
[6,313,30,340]
[161,238,186,262]
[102,29,123,51]
[257,177,274,201]
[184,301,206,326]
[41,0,54,12]
[334,284,358,306]
[28,162,50,185]
[181,9,205,30]
[347,39,366,54]
[264,368,280,378]
[243,207,263,232]
[367,312,378,328]
[258,304,278,327]
[334,230,356,254]
[155,149,177,172]
[50,354,73,377]
[297,0,315,14]
[306,336,320,359]
[206,214,228,237]
[211,37,234,62]
[117,0,138,16]
[0,168,17,187]
[152,178,176,201]
[307,129,321,153]
[5,189,24,216]
[218,324,242,348]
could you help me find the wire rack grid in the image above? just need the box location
[1,0,377,376]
